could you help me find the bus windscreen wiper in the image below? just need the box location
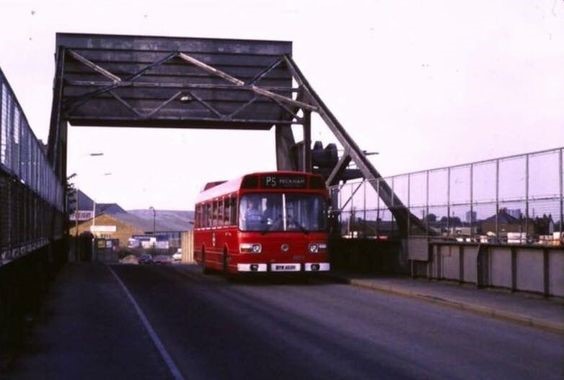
[288,216,309,234]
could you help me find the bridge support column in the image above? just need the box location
[275,125,297,171]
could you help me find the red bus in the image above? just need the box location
[193,171,330,274]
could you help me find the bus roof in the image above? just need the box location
[195,171,327,203]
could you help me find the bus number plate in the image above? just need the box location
[271,264,300,272]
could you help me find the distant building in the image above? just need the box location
[96,203,127,215]
[507,209,522,219]
[69,190,95,222]
[479,208,554,240]
[69,211,192,250]
[70,213,145,248]
[69,190,128,222]
[68,191,193,250]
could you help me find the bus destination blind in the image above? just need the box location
[262,175,307,189]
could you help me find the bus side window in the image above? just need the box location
[195,204,201,228]
[217,198,224,227]
[231,196,238,227]
[206,203,212,227]
[224,196,231,225]
[212,199,218,227]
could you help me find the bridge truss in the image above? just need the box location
[48,33,426,235]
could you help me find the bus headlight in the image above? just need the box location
[240,243,262,253]
[308,243,327,253]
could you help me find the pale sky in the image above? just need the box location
[1,0,563,210]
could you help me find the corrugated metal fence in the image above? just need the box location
[0,68,65,265]
[0,67,66,361]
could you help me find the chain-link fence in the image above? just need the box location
[332,147,563,245]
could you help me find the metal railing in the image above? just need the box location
[332,147,564,246]
[0,67,65,264]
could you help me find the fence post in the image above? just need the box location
[459,245,464,284]
[470,164,474,237]
[477,244,489,288]
[425,170,430,237]
[510,246,517,292]
[447,167,451,238]
[543,248,550,297]
[558,148,564,238]
[495,159,500,242]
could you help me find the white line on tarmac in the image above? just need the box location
[107,265,185,380]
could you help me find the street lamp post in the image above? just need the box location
[91,172,112,261]
[149,206,156,251]
[149,206,156,235]
[69,152,106,262]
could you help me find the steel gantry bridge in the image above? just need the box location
[1,33,427,353]
[47,33,424,235]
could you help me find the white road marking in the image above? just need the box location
[107,265,185,380]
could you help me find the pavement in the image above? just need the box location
[326,272,564,334]
[3,262,563,379]
[5,262,171,380]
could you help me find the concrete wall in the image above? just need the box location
[515,248,544,293]
[181,231,195,263]
[463,246,478,283]
[330,238,404,274]
[549,253,564,297]
[490,247,512,289]
[414,241,564,298]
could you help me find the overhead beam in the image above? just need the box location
[67,80,299,93]
[178,52,317,112]
[68,50,122,83]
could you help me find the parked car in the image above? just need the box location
[138,254,153,264]
[153,255,172,264]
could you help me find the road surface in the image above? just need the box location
[111,264,563,380]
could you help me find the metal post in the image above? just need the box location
[447,167,451,238]
[495,159,500,242]
[459,246,464,284]
[363,179,366,237]
[391,176,395,236]
[149,206,156,235]
[75,186,79,260]
[303,110,311,172]
[510,246,517,292]
[407,173,411,236]
[426,170,430,237]
[558,148,564,238]
[543,248,550,297]
[525,154,529,240]
[470,164,474,239]
[376,179,380,237]
[91,200,96,261]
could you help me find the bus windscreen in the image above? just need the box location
[239,193,328,232]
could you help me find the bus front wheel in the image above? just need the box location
[222,250,229,275]
[202,249,211,275]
